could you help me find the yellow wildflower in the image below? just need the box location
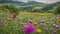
[58,19,60,22]
[7,18,13,21]
[35,29,41,33]
[33,22,38,25]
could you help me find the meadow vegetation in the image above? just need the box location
[0,4,60,34]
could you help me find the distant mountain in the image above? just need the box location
[0,0,60,6]
[22,1,44,5]
[0,0,60,9]
[0,1,44,6]
[0,0,60,12]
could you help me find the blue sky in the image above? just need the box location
[13,0,60,3]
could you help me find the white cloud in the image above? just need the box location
[36,0,60,3]
[13,0,60,3]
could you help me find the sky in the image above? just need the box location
[13,0,60,3]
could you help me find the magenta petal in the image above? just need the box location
[28,19,33,23]
[23,24,35,34]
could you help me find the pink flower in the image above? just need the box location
[40,19,45,23]
[10,15,17,18]
[28,19,33,23]
[1,18,7,22]
[23,24,35,34]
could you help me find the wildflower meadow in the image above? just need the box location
[0,3,60,34]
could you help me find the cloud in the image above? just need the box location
[36,0,60,3]
[13,0,60,3]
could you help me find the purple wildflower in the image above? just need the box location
[23,24,35,34]
[10,15,17,18]
[1,18,7,22]
[40,19,45,23]
[28,19,33,23]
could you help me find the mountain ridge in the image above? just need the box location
[0,0,60,6]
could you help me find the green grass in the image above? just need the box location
[0,12,60,34]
